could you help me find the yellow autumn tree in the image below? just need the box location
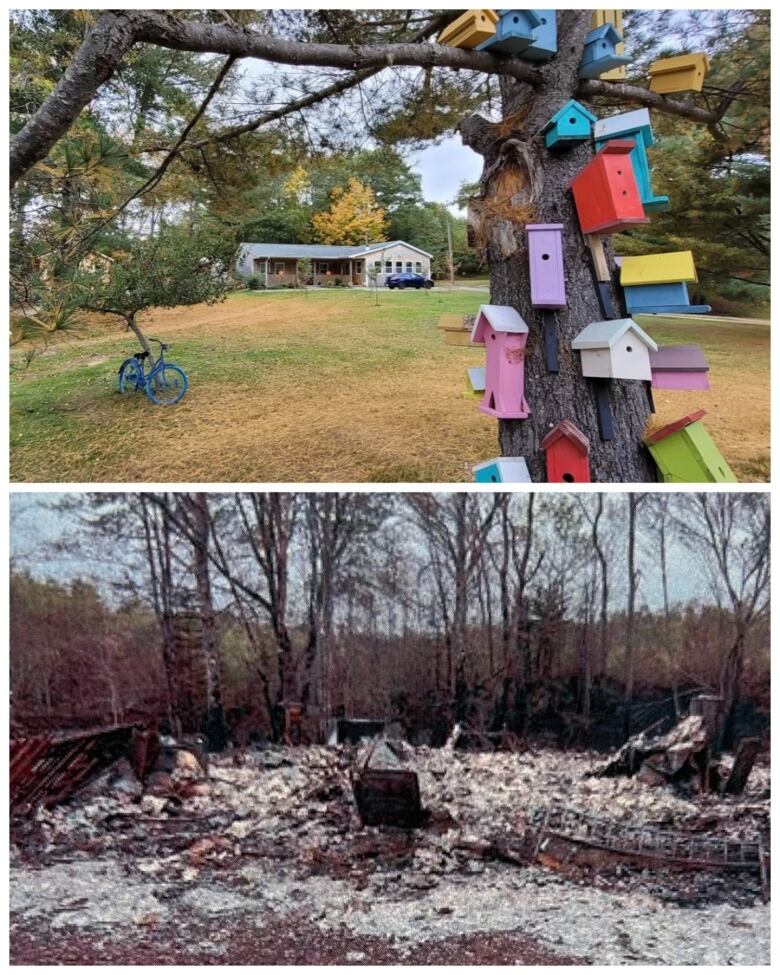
[310,178,387,245]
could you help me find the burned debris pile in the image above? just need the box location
[10,711,770,912]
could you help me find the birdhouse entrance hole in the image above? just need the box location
[542,253,550,260]
[563,473,575,482]
[626,345,633,352]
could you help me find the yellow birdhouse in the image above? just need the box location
[437,314,473,347]
[438,10,499,50]
[648,53,709,94]
[590,10,626,80]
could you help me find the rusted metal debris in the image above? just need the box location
[528,805,769,900]
[352,740,424,829]
[10,726,158,817]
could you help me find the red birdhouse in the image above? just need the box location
[541,420,591,483]
[570,140,649,235]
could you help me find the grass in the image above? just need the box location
[9,291,769,483]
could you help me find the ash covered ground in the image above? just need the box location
[10,744,770,965]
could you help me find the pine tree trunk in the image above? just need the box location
[461,10,656,483]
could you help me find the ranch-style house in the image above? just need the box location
[236,240,433,287]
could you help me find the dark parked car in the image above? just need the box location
[386,272,434,290]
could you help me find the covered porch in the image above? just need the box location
[253,257,365,287]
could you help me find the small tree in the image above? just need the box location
[297,256,312,295]
[311,178,387,245]
[72,226,238,359]
[367,262,380,306]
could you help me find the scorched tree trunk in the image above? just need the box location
[461,10,656,483]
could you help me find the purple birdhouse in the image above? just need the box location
[471,304,531,419]
[650,345,710,392]
[526,224,566,309]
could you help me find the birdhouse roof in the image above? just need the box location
[620,251,698,286]
[467,366,486,390]
[572,318,658,352]
[644,410,707,445]
[594,108,653,142]
[544,99,598,132]
[471,304,529,344]
[540,420,590,455]
[585,23,622,45]
[650,345,708,372]
[473,457,532,482]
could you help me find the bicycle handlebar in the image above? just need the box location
[148,338,169,351]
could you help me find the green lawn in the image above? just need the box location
[9,291,769,483]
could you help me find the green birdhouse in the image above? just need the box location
[644,410,738,483]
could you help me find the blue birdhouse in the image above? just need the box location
[521,9,557,61]
[543,99,598,150]
[579,24,632,79]
[476,9,540,54]
[623,282,712,315]
[594,109,670,212]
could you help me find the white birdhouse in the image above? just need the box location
[572,318,658,381]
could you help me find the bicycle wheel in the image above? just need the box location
[118,358,143,394]
[146,363,189,405]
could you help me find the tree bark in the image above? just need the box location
[462,11,657,482]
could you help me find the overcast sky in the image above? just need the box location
[10,492,722,613]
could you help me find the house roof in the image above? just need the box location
[644,410,707,445]
[650,345,708,372]
[620,251,698,286]
[544,99,597,132]
[239,240,433,260]
[594,108,653,143]
[471,304,529,344]
[572,318,658,352]
[541,420,590,455]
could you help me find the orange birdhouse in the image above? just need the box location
[570,140,649,235]
[541,420,591,483]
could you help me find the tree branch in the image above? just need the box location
[578,77,738,125]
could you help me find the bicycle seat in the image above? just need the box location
[133,351,150,361]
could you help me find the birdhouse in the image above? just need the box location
[471,304,531,419]
[475,9,540,53]
[570,141,649,235]
[590,10,627,80]
[593,108,669,211]
[619,251,698,286]
[541,420,591,483]
[519,9,557,61]
[644,410,737,483]
[649,53,709,94]
[473,457,532,484]
[572,318,658,381]
[437,313,472,347]
[543,99,598,150]
[579,24,632,80]
[463,366,486,400]
[438,10,499,49]
[650,345,710,391]
[623,282,711,315]
[526,224,566,308]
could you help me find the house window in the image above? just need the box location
[318,262,328,274]
[355,260,363,273]
[374,261,382,273]
[395,261,403,273]
[274,262,285,275]
[385,260,392,273]
[405,261,413,273]
[415,262,422,273]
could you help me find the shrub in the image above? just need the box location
[244,274,261,290]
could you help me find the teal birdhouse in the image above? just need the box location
[473,457,532,484]
[594,108,669,212]
[579,24,632,79]
[543,99,598,150]
[476,9,540,53]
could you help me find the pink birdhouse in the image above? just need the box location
[471,304,531,419]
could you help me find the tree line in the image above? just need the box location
[10,493,769,749]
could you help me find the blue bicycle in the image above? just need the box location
[118,338,189,406]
